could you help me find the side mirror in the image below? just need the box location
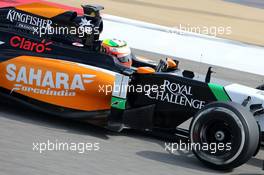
[166,58,178,70]
[205,67,215,83]
[82,4,104,17]
[137,67,155,74]
[156,58,179,72]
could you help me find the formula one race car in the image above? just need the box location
[0,2,263,170]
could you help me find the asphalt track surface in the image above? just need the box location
[0,49,263,175]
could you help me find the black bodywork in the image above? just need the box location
[126,73,216,129]
[0,27,220,129]
[0,5,222,131]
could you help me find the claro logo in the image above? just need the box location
[10,36,52,53]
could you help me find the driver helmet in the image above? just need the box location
[102,39,132,68]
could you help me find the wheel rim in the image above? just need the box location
[191,107,246,165]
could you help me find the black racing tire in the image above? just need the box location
[190,102,260,170]
[261,132,264,147]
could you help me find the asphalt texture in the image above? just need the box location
[0,50,263,175]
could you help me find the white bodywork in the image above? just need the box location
[225,84,264,132]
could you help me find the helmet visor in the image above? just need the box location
[116,54,132,68]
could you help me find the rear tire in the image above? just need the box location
[190,102,259,170]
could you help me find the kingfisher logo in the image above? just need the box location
[10,36,52,53]
[6,10,52,28]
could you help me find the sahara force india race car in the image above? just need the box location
[0,2,263,170]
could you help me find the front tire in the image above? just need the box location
[190,102,259,170]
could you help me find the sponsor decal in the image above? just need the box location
[6,10,52,28]
[111,97,126,110]
[6,64,96,97]
[79,18,94,28]
[10,36,52,53]
[146,80,206,109]
[17,23,36,31]
[78,18,100,35]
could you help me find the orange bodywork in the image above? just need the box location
[167,58,177,69]
[0,56,116,111]
[15,2,67,18]
[136,67,155,74]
